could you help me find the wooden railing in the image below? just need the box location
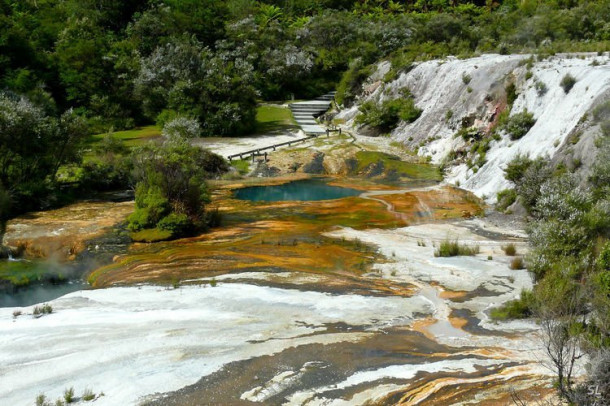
[226,127,342,162]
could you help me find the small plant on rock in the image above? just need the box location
[63,387,74,404]
[434,239,479,257]
[502,243,517,256]
[82,388,95,401]
[510,256,525,270]
[560,73,577,94]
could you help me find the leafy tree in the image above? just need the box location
[0,92,87,214]
[128,142,228,238]
[135,36,257,136]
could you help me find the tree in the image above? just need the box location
[128,141,228,239]
[0,92,85,204]
[135,36,258,136]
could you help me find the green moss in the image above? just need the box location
[0,260,64,287]
[130,228,173,243]
[355,151,441,181]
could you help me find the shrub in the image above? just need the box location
[535,80,548,96]
[490,290,534,320]
[505,83,517,107]
[462,73,471,84]
[560,73,577,94]
[496,189,517,212]
[501,110,536,140]
[355,97,421,132]
[36,394,48,406]
[503,243,517,256]
[510,256,525,269]
[157,213,191,236]
[504,154,533,183]
[64,387,74,404]
[434,239,479,257]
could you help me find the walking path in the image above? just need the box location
[220,92,336,161]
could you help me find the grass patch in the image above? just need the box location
[355,151,441,181]
[255,105,297,134]
[130,228,173,243]
[89,125,161,148]
[231,159,250,175]
[434,239,479,257]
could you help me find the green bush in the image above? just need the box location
[128,186,170,232]
[496,189,517,212]
[505,83,517,107]
[434,239,479,257]
[355,97,421,132]
[158,213,191,236]
[64,387,74,404]
[490,290,534,320]
[501,110,536,140]
[560,74,577,94]
[336,59,372,106]
[598,242,610,270]
[504,154,533,183]
[535,80,548,96]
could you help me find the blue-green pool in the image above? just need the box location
[234,179,362,202]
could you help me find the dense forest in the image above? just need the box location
[1,0,609,222]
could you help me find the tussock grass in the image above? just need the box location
[502,243,517,256]
[434,239,479,257]
[510,256,525,270]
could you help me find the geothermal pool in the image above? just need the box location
[234,178,361,202]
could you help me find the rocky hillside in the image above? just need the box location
[337,53,610,201]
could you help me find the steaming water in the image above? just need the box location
[0,280,88,307]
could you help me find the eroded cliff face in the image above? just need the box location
[338,53,610,201]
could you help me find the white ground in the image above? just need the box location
[1,219,557,405]
[194,130,305,159]
[339,53,610,201]
[0,283,430,405]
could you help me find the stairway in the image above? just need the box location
[289,92,335,135]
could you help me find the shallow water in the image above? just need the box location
[234,178,361,202]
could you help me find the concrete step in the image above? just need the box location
[290,104,330,110]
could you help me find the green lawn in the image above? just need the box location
[89,125,161,148]
[355,151,442,181]
[255,105,297,134]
